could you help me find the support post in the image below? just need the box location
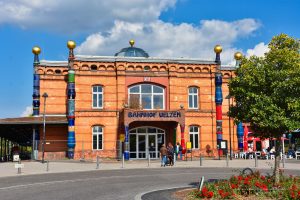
[42,93,48,164]
[148,153,150,167]
[47,161,49,172]
[226,153,229,167]
[17,159,21,174]
[200,154,203,166]
[255,154,258,168]
[173,153,176,166]
[122,153,125,168]
[96,156,100,169]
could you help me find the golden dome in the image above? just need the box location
[234,52,243,60]
[67,40,76,49]
[32,46,41,55]
[214,45,222,53]
[129,39,135,47]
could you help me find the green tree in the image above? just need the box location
[229,34,300,183]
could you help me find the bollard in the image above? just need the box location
[255,154,258,168]
[46,160,49,172]
[18,159,21,174]
[96,156,100,169]
[173,153,176,166]
[122,153,125,168]
[226,153,229,167]
[198,176,205,191]
[200,154,203,166]
[148,154,150,167]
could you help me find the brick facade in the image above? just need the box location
[37,56,236,160]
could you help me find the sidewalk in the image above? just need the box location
[0,158,299,178]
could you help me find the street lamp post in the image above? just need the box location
[225,94,232,160]
[41,92,48,163]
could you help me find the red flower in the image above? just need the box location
[206,191,214,198]
[202,186,208,193]
[260,175,266,180]
[231,183,238,189]
[244,180,250,185]
[238,176,243,181]
[218,189,224,195]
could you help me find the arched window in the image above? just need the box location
[188,87,198,109]
[128,84,164,110]
[92,126,103,150]
[189,126,199,149]
[92,85,103,108]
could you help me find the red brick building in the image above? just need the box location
[1,40,239,161]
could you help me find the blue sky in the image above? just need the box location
[0,0,299,118]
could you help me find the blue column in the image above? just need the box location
[32,47,41,116]
[124,125,129,160]
[67,41,76,159]
[237,122,244,150]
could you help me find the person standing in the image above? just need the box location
[160,144,167,167]
[167,142,174,166]
[176,142,183,161]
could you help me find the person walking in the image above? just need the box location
[167,142,174,166]
[160,144,167,167]
[176,142,183,161]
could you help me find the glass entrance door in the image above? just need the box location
[138,135,146,159]
[148,134,156,158]
[129,127,165,159]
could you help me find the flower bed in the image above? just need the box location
[191,171,300,199]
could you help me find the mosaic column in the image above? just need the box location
[124,125,129,160]
[180,124,186,154]
[214,45,223,152]
[237,122,244,150]
[32,47,41,159]
[67,41,76,159]
[234,52,243,151]
[32,46,41,116]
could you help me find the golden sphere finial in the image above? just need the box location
[32,46,41,55]
[234,52,243,60]
[214,45,222,53]
[129,39,135,47]
[67,40,76,49]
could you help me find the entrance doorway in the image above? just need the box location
[129,127,165,159]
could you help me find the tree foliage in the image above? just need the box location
[229,34,300,139]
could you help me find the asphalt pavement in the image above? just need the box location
[0,158,299,200]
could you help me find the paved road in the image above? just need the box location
[0,167,300,200]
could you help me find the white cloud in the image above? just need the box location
[77,19,261,65]
[246,42,269,57]
[0,0,176,33]
[20,106,32,117]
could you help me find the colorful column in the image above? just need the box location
[237,122,244,150]
[180,124,186,154]
[124,125,129,160]
[214,45,223,151]
[32,47,41,159]
[32,46,41,116]
[67,41,76,159]
[234,52,243,150]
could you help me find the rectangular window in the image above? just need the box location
[92,86,103,108]
[188,87,199,109]
[92,126,103,150]
[189,126,199,149]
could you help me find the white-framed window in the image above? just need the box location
[92,85,103,108]
[92,126,103,150]
[128,84,164,110]
[189,126,199,149]
[188,87,198,109]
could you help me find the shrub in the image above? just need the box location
[191,171,300,199]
